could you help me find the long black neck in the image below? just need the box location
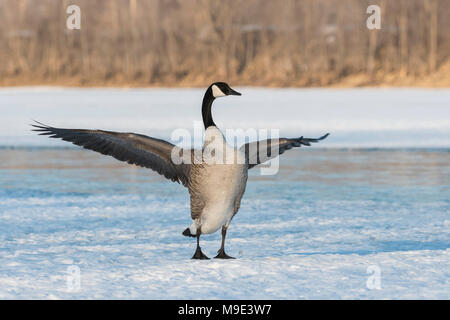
[202,87,216,129]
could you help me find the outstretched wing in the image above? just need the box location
[32,122,191,187]
[240,133,329,169]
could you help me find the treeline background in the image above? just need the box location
[1,0,449,87]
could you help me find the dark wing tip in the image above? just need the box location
[30,120,53,131]
[318,133,330,140]
[297,133,330,146]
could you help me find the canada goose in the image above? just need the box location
[32,82,329,259]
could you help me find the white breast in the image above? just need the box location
[194,126,248,234]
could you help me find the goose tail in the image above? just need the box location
[182,227,195,237]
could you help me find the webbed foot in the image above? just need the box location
[192,247,210,260]
[214,249,235,259]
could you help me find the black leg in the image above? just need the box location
[215,226,235,259]
[191,227,209,260]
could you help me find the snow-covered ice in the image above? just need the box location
[0,88,449,299]
[0,148,449,299]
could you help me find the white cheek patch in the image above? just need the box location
[212,84,226,98]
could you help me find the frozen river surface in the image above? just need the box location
[0,88,449,299]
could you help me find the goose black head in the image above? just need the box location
[202,82,241,129]
[209,82,241,98]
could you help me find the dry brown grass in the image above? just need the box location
[0,0,448,88]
